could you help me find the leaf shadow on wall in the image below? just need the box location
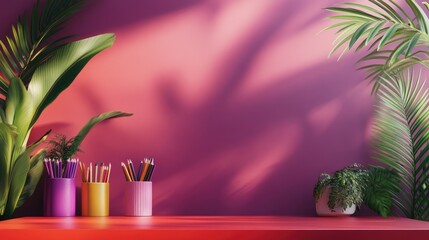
[14,0,374,216]
[117,1,371,215]
[150,60,371,215]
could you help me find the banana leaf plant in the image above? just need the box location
[0,0,117,218]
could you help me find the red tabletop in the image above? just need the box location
[1,216,428,240]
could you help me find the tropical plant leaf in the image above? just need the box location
[0,124,17,215]
[405,0,429,33]
[28,34,116,128]
[372,70,429,220]
[378,24,401,50]
[5,77,33,161]
[71,111,133,152]
[16,150,45,209]
[25,130,51,155]
[4,152,30,216]
[4,77,31,127]
[325,0,429,93]
[364,166,398,217]
[61,111,132,160]
[0,0,117,218]
[0,0,85,107]
[6,34,115,160]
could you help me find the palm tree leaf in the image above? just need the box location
[372,70,429,219]
[331,26,368,59]
[387,0,415,27]
[320,21,355,33]
[325,1,429,93]
[366,21,386,45]
[369,0,402,23]
[405,0,429,33]
[387,40,409,65]
[378,24,400,50]
[343,2,390,19]
[326,7,381,21]
[350,22,373,49]
[364,166,398,217]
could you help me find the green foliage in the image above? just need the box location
[324,0,429,93]
[313,173,331,202]
[313,164,367,210]
[314,164,396,216]
[0,0,86,100]
[0,124,18,216]
[46,134,79,161]
[5,153,30,216]
[364,166,398,217]
[0,0,117,218]
[325,0,429,222]
[46,111,133,162]
[372,71,429,220]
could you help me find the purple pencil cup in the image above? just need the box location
[124,181,152,216]
[44,178,76,216]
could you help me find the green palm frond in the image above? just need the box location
[372,69,429,219]
[364,166,398,217]
[0,0,85,107]
[325,0,429,93]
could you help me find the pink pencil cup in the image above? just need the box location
[124,181,152,216]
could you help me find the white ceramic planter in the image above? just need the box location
[315,187,356,216]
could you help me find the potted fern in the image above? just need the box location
[314,164,397,217]
[314,164,366,216]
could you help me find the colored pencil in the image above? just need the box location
[89,163,92,182]
[107,163,111,183]
[140,159,150,181]
[121,162,132,181]
[122,158,155,182]
[147,164,155,181]
[137,161,143,180]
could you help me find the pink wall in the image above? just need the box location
[2,0,375,216]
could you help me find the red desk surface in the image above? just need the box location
[1,216,429,240]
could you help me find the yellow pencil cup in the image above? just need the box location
[81,182,109,216]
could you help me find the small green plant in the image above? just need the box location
[313,164,367,211]
[47,135,79,161]
[46,111,132,162]
[313,164,397,217]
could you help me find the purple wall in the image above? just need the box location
[1,0,375,216]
